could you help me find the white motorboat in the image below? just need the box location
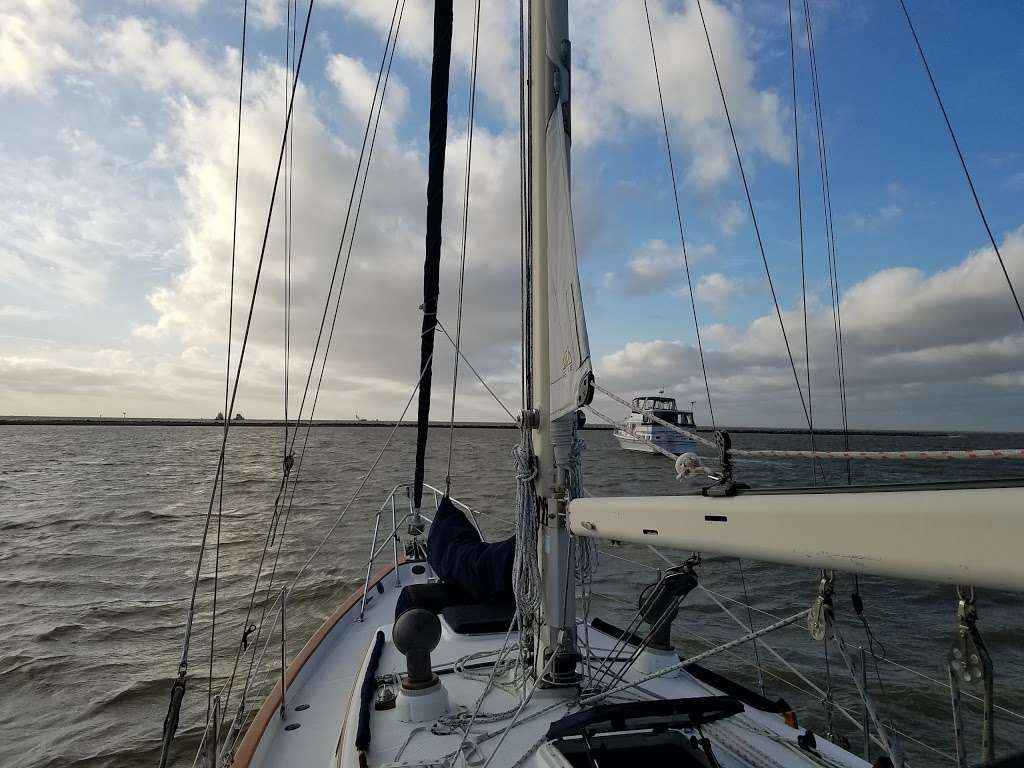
[613,394,699,455]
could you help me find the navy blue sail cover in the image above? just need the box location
[426,497,515,604]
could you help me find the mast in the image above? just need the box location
[529,0,581,685]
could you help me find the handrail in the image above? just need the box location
[357,481,487,618]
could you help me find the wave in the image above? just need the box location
[35,623,85,642]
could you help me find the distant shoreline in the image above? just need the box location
[0,415,986,437]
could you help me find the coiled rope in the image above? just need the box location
[511,438,541,622]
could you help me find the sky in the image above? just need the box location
[1,0,1022,430]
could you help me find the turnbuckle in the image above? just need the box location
[808,571,835,642]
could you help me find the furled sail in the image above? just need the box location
[412,0,453,513]
[546,112,594,419]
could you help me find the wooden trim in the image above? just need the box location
[233,562,400,767]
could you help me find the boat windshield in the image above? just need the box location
[630,397,697,427]
[633,396,677,412]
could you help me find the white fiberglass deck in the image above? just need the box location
[240,561,869,768]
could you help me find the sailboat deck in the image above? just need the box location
[241,561,869,768]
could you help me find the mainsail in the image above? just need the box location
[545,113,593,420]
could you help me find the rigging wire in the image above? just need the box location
[786,0,819,485]
[693,0,814,434]
[736,558,766,697]
[273,0,408,510]
[206,0,249,739]
[436,319,517,422]
[642,0,716,431]
[445,0,483,493]
[287,354,432,591]
[281,0,404,459]
[218,0,406,719]
[230,354,428,737]
[897,0,1024,328]
[161,1,314,764]
[802,0,851,484]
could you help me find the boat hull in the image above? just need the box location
[613,428,697,455]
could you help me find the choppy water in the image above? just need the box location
[1,425,1023,767]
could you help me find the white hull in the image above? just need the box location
[238,559,869,768]
[614,428,697,455]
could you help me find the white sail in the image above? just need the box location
[546,112,593,420]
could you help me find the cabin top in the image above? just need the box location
[628,395,696,427]
[631,395,678,412]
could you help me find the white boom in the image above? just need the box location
[568,486,1024,591]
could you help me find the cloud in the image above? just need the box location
[621,239,714,295]
[597,227,1024,429]
[572,0,788,187]
[0,0,82,95]
[326,52,409,130]
[848,203,903,231]
[695,272,738,307]
[328,0,522,118]
[5,1,1017,433]
[113,46,527,420]
[716,202,745,237]
[0,305,54,320]
[0,123,182,306]
[846,181,906,231]
[96,16,233,99]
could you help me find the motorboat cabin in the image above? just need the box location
[613,394,698,454]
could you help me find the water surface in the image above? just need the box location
[1,425,1022,766]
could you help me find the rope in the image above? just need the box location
[478,636,563,768]
[564,435,597,584]
[642,0,716,430]
[802,0,851,484]
[786,0,819,485]
[444,0,483,493]
[440,614,522,765]
[730,446,1024,461]
[897,0,1024,328]
[694,0,815,434]
[511,435,541,624]
[582,608,811,705]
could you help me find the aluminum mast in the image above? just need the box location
[529,0,580,685]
